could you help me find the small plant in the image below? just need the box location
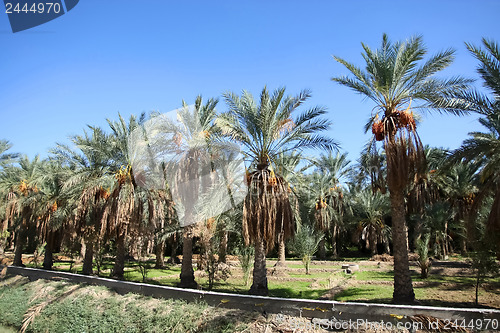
[32,242,46,268]
[236,245,254,287]
[197,220,231,290]
[469,247,499,305]
[288,225,323,274]
[0,230,10,255]
[95,242,106,276]
[135,240,152,283]
[137,259,150,283]
[62,246,80,273]
[416,234,431,279]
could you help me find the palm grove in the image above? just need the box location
[1,36,499,304]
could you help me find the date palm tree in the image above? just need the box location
[451,39,500,258]
[332,34,471,303]
[34,161,70,270]
[313,152,350,258]
[103,113,162,279]
[152,96,221,288]
[272,151,303,266]
[0,155,43,266]
[51,126,114,275]
[348,187,391,256]
[218,87,336,295]
[0,140,18,236]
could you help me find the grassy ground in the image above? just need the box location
[0,276,261,333]
[6,252,500,309]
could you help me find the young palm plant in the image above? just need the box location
[218,87,336,295]
[332,34,471,303]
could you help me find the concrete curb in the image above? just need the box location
[4,265,500,327]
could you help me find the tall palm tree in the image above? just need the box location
[332,34,471,303]
[154,96,221,288]
[438,162,479,252]
[103,113,166,279]
[452,39,500,258]
[0,140,18,237]
[33,161,70,270]
[51,126,114,275]
[272,151,303,266]
[218,87,336,295]
[348,187,391,256]
[315,152,350,257]
[349,143,386,194]
[0,155,43,266]
[305,152,350,258]
[406,146,447,249]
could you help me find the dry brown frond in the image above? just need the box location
[242,167,294,252]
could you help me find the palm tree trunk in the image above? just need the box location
[444,221,449,259]
[486,186,500,260]
[129,237,139,260]
[155,241,165,269]
[275,233,286,267]
[369,226,378,256]
[332,225,339,258]
[42,231,54,270]
[112,232,126,279]
[82,237,94,275]
[179,225,197,288]
[383,234,391,254]
[390,189,415,304]
[13,221,27,267]
[318,238,326,259]
[249,238,268,295]
[218,230,228,264]
[167,234,179,264]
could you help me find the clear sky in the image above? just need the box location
[1,0,499,163]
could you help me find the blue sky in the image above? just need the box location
[1,0,499,163]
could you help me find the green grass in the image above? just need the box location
[0,325,17,333]
[0,278,32,328]
[287,271,336,279]
[334,284,427,303]
[352,270,394,281]
[269,280,329,299]
[0,276,252,333]
[286,263,340,270]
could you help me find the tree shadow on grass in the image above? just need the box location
[413,298,499,310]
[269,287,329,299]
[198,309,261,332]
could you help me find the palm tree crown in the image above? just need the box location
[219,87,336,168]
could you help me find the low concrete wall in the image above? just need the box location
[5,265,500,327]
